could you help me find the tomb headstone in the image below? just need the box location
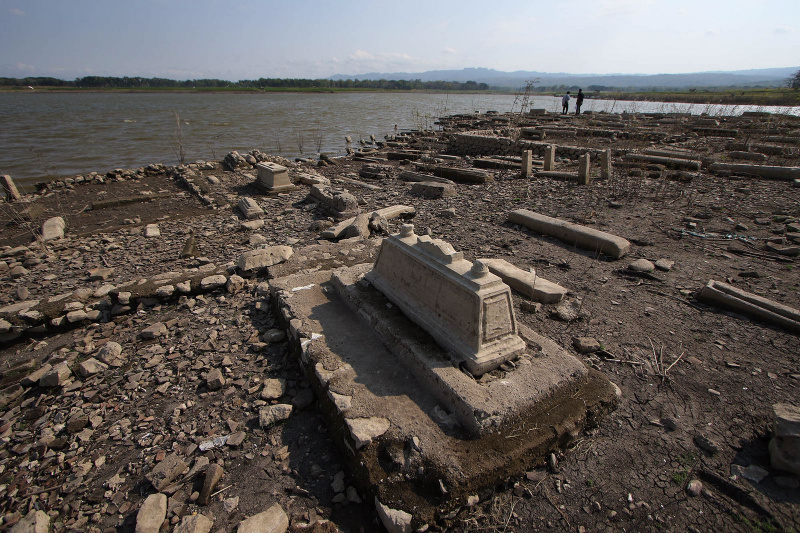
[521,150,533,178]
[543,145,556,171]
[255,162,295,194]
[578,153,591,185]
[366,224,526,375]
[237,197,264,220]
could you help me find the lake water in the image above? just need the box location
[1,91,798,188]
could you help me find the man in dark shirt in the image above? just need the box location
[575,89,585,115]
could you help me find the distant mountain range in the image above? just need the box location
[330,67,798,89]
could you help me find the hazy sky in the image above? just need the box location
[1,0,798,80]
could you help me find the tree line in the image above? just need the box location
[0,76,490,91]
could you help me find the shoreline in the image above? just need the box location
[2,86,799,107]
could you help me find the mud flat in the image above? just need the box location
[0,109,799,532]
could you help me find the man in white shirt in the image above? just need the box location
[561,91,571,115]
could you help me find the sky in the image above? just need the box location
[1,0,798,80]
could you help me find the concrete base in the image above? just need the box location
[253,179,298,195]
[269,264,618,525]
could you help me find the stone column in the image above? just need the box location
[1,175,21,202]
[578,154,591,185]
[521,150,533,178]
[600,149,612,180]
[543,145,556,171]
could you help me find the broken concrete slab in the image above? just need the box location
[409,181,456,198]
[697,280,800,333]
[308,185,359,220]
[237,246,293,273]
[320,205,415,240]
[480,258,567,304]
[508,209,631,259]
[366,225,525,375]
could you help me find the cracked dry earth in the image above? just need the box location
[0,116,799,532]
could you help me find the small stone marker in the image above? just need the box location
[543,144,556,171]
[521,150,533,178]
[144,224,161,238]
[41,216,66,241]
[601,149,612,179]
[237,197,264,219]
[578,153,591,185]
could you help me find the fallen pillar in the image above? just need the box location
[480,258,567,303]
[508,209,631,259]
[534,171,578,181]
[707,163,800,181]
[366,225,525,375]
[398,170,455,185]
[697,280,800,333]
[425,165,493,184]
[1,175,21,202]
[623,153,702,170]
[320,205,416,240]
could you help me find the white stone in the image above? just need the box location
[345,417,390,449]
[135,493,167,533]
[144,224,161,237]
[236,503,289,533]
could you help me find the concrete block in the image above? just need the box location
[481,258,567,303]
[255,162,295,193]
[409,182,456,198]
[543,145,556,171]
[697,280,800,333]
[366,225,525,375]
[521,150,533,178]
[237,197,263,219]
[508,209,631,259]
[41,216,66,241]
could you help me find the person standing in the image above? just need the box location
[575,89,585,115]
[561,91,571,114]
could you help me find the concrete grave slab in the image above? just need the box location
[268,264,618,525]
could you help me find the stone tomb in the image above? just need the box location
[254,162,296,194]
[267,233,618,526]
[366,224,525,375]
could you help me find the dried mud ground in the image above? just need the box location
[0,139,799,532]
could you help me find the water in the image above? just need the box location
[1,91,797,187]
